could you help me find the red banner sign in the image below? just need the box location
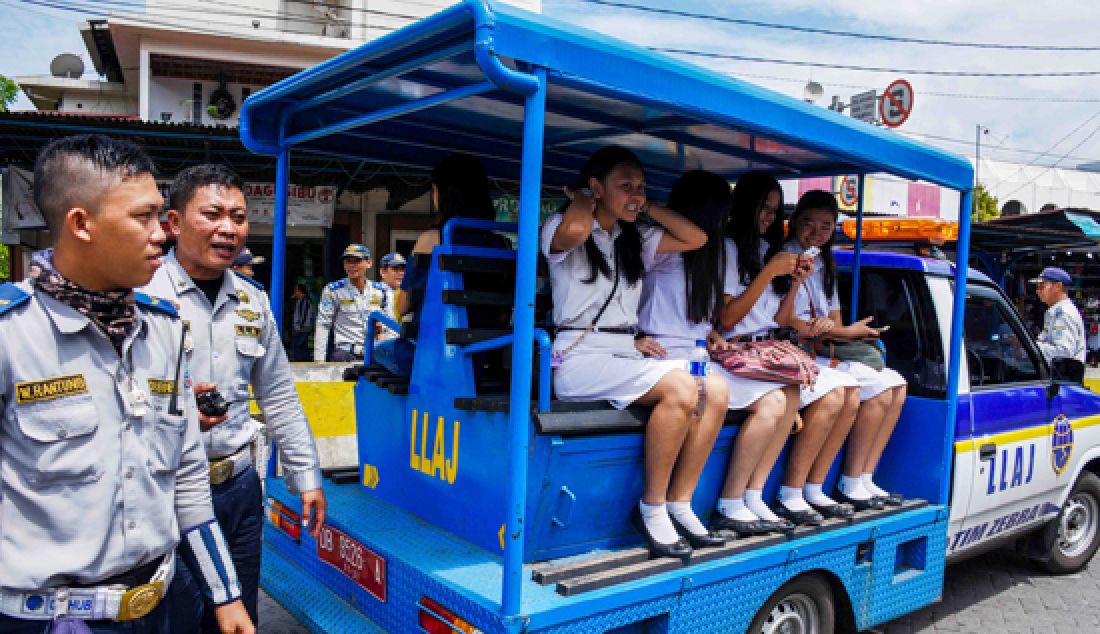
[316,525,387,602]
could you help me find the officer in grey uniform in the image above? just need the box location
[143,164,323,632]
[313,243,389,361]
[0,135,252,633]
[1031,266,1087,363]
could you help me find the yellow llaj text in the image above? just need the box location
[409,409,459,484]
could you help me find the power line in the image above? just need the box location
[655,47,1100,78]
[1000,117,1100,198]
[577,0,1100,52]
[896,130,1100,165]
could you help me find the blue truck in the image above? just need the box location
[239,2,1100,632]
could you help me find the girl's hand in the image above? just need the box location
[634,335,667,358]
[709,337,736,353]
[846,316,880,339]
[808,317,835,337]
[764,251,799,278]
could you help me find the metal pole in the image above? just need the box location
[942,188,974,504]
[271,150,290,329]
[502,66,545,620]
[975,124,981,188]
[850,174,866,323]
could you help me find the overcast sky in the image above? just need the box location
[5,0,1100,169]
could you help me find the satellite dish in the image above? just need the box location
[803,80,824,103]
[50,53,84,79]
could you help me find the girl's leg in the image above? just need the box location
[720,387,787,500]
[841,391,888,478]
[782,388,843,489]
[633,370,696,544]
[667,375,728,538]
[861,385,908,498]
[809,386,861,483]
[740,385,800,523]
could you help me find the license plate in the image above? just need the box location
[316,525,387,602]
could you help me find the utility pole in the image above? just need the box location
[975,124,989,188]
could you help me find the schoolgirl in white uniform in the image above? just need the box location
[542,147,730,560]
[778,190,908,510]
[638,170,797,536]
[717,172,860,527]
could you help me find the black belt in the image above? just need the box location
[75,555,164,590]
[555,326,639,335]
[732,327,798,344]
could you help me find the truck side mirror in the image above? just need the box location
[1051,357,1085,386]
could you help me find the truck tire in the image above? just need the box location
[1041,471,1100,574]
[748,574,836,634]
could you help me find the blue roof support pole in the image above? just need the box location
[942,188,973,504]
[502,65,546,621]
[266,147,290,481]
[850,173,867,322]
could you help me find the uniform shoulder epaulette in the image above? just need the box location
[135,292,178,318]
[328,280,346,290]
[0,282,31,318]
[232,270,265,290]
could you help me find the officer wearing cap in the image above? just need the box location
[1031,266,1086,363]
[142,163,324,632]
[0,136,253,632]
[230,247,265,280]
[314,243,389,361]
[376,252,406,339]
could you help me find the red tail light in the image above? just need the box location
[417,597,482,634]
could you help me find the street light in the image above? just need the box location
[976,125,989,187]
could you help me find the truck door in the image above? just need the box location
[951,283,1056,556]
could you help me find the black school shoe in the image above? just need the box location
[835,489,885,511]
[808,501,855,519]
[773,502,824,526]
[631,508,693,560]
[669,514,726,548]
[711,512,768,537]
[874,492,905,507]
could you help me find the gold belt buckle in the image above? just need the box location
[115,580,164,621]
[209,458,234,485]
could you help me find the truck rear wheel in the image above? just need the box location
[1042,471,1100,574]
[748,574,836,634]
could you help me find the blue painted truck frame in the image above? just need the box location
[240,1,976,631]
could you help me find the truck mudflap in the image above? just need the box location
[261,478,949,633]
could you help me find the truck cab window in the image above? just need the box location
[963,285,1043,388]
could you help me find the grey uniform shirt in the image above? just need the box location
[312,278,388,361]
[1037,297,1087,363]
[144,250,322,494]
[0,282,217,591]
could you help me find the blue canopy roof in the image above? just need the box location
[240,0,973,195]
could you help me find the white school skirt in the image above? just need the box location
[800,364,859,408]
[659,342,786,410]
[554,332,687,409]
[817,357,907,401]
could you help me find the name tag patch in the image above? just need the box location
[339,299,356,305]
[236,309,261,322]
[147,379,177,397]
[235,325,263,339]
[15,374,88,404]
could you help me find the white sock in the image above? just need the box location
[778,486,812,512]
[803,483,837,507]
[639,500,679,545]
[744,489,780,522]
[667,501,708,536]
[861,473,889,497]
[716,497,759,522]
[839,475,873,500]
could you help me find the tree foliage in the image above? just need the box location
[972,183,1001,222]
[0,244,8,282]
[0,75,18,112]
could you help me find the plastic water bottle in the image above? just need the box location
[689,339,709,417]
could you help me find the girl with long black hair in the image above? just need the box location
[542,147,729,559]
[778,190,908,510]
[637,170,798,537]
[717,172,859,528]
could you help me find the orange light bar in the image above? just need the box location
[842,218,958,242]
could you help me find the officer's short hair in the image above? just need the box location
[33,134,155,235]
[169,164,243,212]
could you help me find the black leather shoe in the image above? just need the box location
[669,514,726,548]
[809,501,855,519]
[711,512,766,537]
[773,503,824,526]
[758,518,796,533]
[874,492,905,507]
[835,490,885,511]
[632,508,693,560]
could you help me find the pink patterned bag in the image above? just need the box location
[711,340,819,389]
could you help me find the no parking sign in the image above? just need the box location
[880,79,914,128]
[839,175,859,207]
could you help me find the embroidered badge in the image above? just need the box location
[147,379,177,397]
[236,308,261,322]
[15,374,89,404]
[235,324,263,339]
[237,289,250,304]
[339,299,356,305]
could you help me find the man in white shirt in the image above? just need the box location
[1031,266,1086,363]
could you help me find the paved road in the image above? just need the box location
[258,547,1100,633]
